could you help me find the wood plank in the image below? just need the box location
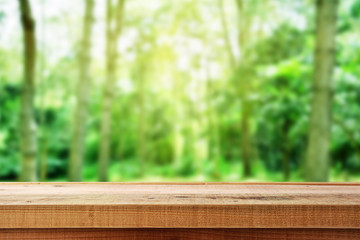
[0,183,359,228]
[2,182,360,205]
[1,228,360,240]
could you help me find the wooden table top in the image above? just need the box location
[0,182,359,228]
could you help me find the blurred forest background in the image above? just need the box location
[0,0,359,182]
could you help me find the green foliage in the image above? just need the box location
[254,24,307,65]
[0,0,359,182]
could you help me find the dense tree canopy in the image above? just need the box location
[0,0,359,182]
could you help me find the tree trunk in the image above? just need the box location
[220,0,254,178]
[39,1,47,182]
[282,120,290,181]
[305,0,337,182]
[19,0,37,182]
[99,0,125,182]
[241,98,252,177]
[69,0,94,182]
[137,65,146,177]
[236,0,254,178]
[219,0,236,69]
[172,74,184,172]
[206,70,222,179]
[39,134,48,181]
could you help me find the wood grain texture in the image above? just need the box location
[0,183,359,228]
[1,228,360,240]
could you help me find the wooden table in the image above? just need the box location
[0,182,359,239]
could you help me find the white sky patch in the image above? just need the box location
[118,28,139,53]
[198,67,208,81]
[188,38,203,54]
[273,1,307,30]
[177,55,190,71]
[0,1,20,48]
[117,78,134,94]
[208,61,221,79]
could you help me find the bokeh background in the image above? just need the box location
[0,0,359,182]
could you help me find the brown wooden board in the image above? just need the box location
[1,228,360,240]
[0,183,359,228]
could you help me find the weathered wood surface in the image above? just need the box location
[0,183,359,228]
[1,228,360,240]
